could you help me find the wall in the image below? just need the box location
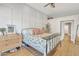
[0,4,47,33]
[64,24,69,34]
[48,14,79,43]
[0,6,11,28]
[13,4,47,33]
[22,4,47,28]
[0,4,24,33]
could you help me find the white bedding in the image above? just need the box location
[22,29,60,55]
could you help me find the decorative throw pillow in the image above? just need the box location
[32,28,39,35]
[32,28,45,35]
[39,29,45,34]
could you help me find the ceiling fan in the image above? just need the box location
[44,3,55,8]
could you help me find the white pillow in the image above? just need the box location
[22,30,31,35]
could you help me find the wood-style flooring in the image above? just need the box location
[2,35,79,56]
[2,46,42,56]
[53,35,79,56]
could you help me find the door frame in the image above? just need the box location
[60,20,74,41]
[75,24,79,44]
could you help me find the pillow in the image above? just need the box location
[22,30,32,36]
[32,28,38,35]
[39,29,45,34]
[32,28,45,35]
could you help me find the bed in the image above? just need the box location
[21,28,60,56]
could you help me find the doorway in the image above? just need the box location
[64,23,71,37]
[64,23,71,41]
[60,20,74,42]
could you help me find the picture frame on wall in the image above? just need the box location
[7,24,16,34]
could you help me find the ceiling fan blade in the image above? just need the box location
[44,3,50,7]
[51,3,55,8]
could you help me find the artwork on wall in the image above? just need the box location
[0,24,16,36]
[7,24,16,34]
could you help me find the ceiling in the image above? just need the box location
[27,3,79,18]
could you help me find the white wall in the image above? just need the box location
[0,4,24,33]
[0,6,11,28]
[22,5,47,28]
[49,14,79,43]
[0,4,47,33]
[64,24,69,34]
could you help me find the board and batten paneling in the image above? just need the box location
[22,5,47,29]
[0,4,47,34]
[0,6,11,28]
[11,5,23,33]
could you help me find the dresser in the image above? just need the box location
[0,34,22,55]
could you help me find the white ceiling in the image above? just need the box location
[27,3,79,18]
